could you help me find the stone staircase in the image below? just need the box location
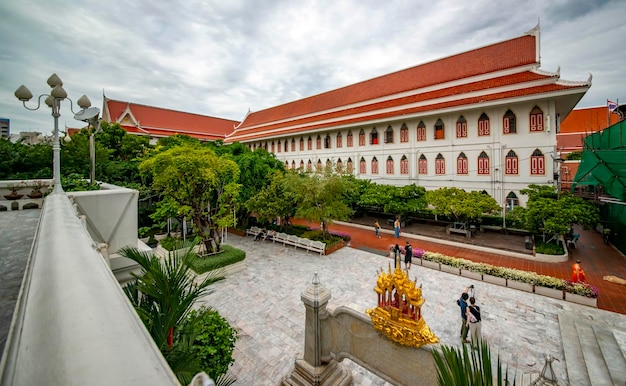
[557,314,626,386]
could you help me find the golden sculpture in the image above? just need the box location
[366,263,439,348]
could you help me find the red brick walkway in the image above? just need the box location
[294,219,626,315]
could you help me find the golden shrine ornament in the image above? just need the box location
[366,264,439,348]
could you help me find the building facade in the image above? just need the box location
[226,25,590,209]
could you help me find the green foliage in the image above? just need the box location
[184,306,238,380]
[432,340,516,386]
[426,188,500,222]
[121,240,224,384]
[358,182,427,217]
[189,245,246,274]
[535,240,564,255]
[246,171,296,224]
[565,151,582,160]
[61,173,100,191]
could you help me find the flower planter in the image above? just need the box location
[421,260,440,271]
[3,193,23,200]
[461,269,483,281]
[440,264,461,275]
[565,292,598,307]
[482,274,507,286]
[534,286,564,300]
[507,280,534,293]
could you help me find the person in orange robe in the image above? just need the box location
[571,260,586,283]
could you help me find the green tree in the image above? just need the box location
[358,182,427,218]
[284,166,354,236]
[121,240,224,384]
[246,170,296,225]
[426,187,500,223]
[140,144,240,251]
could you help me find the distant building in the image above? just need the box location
[0,118,9,139]
[226,25,590,209]
[101,95,240,145]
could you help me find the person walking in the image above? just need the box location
[393,244,402,269]
[404,240,413,270]
[394,217,400,238]
[457,285,472,343]
[374,220,381,238]
[466,296,482,346]
[571,259,586,283]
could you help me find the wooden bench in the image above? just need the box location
[446,225,470,238]
[273,232,289,244]
[246,226,262,237]
[480,225,503,233]
[309,241,326,256]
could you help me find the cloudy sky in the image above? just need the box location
[1,0,624,136]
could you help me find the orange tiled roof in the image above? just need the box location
[557,132,586,153]
[103,97,239,141]
[227,29,589,143]
[559,106,621,133]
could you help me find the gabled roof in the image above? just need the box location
[102,96,240,141]
[559,105,621,134]
[226,26,590,143]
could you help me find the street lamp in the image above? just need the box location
[74,106,101,185]
[14,74,94,193]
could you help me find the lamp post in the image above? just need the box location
[14,74,93,193]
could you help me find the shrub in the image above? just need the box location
[535,240,564,255]
[185,306,238,381]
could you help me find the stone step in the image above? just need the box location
[575,320,613,386]
[558,314,591,385]
[592,324,626,386]
[518,371,539,385]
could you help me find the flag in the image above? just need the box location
[607,100,618,112]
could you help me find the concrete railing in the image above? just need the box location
[0,192,179,385]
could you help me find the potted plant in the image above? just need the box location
[4,183,24,200]
[27,180,47,198]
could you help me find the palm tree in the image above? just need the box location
[121,239,224,384]
[432,340,517,386]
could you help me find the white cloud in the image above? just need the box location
[1,0,624,135]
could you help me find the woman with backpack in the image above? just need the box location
[466,296,482,346]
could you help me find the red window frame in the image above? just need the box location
[457,156,468,175]
[418,157,427,174]
[386,157,394,174]
[400,157,409,174]
[435,157,445,175]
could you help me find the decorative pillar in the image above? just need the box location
[282,272,351,386]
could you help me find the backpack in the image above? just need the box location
[468,306,480,323]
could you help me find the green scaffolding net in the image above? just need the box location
[571,120,626,201]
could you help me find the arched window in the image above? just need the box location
[277,140,281,153]
[457,152,468,174]
[400,123,409,143]
[386,156,394,174]
[271,141,275,153]
[359,157,366,174]
[307,136,312,150]
[358,129,366,146]
[456,116,467,138]
[530,106,544,132]
[346,131,353,147]
[324,135,331,149]
[371,157,379,174]
[530,149,545,175]
[307,159,312,172]
[291,160,296,169]
[316,135,322,150]
[291,138,296,152]
[326,159,332,170]
[284,160,289,169]
[434,119,445,140]
[478,151,490,175]
[435,153,445,175]
[346,158,353,173]
[337,158,343,173]
[264,142,267,150]
[478,113,490,136]
[503,109,516,134]
[284,140,289,152]
[336,133,342,148]
[418,154,427,174]
[316,159,322,172]
[370,128,379,145]
[400,155,409,174]
[505,150,518,175]
[300,137,305,151]
[506,192,519,212]
[417,121,426,141]
[385,125,394,143]
[300,160,305,170]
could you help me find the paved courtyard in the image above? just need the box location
[199,234,626,386]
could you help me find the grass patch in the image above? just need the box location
[190,244,246,274]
